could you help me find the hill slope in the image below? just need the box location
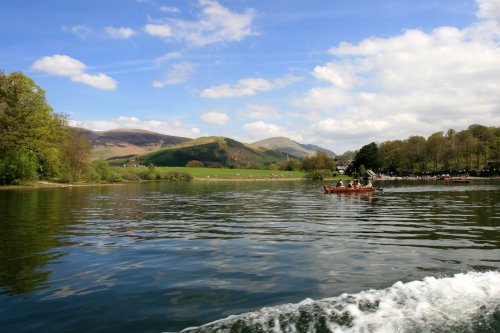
[134,136,293,168]
[79,128,192,159]
[251,137,336,158]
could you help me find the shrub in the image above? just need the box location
[307,169,332,180]
[186,160,204,168]
[88,159,123,183]
[0,148,39,185]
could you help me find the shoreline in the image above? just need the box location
[0,177,310,190]
[2,176,497,190]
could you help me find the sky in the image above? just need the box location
[1,0,500,154]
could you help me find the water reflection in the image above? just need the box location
[0,180,499,333]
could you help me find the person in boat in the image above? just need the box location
[366,180,373,188]
[355,180,361,188]
[348,180,354,188]
[336,179,345,187]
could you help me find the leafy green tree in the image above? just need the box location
[279,159,301,171]
[426,132,446,171]
[379,140,404,173]
[61,127,92,182]
[335,150,355,167]
[0,71,65,183]
[359,164,366,177]
[353,142,383,171]
[0,148,38,184]
[468,124,495,168]
[301,152,335,171]
[404,136,427,172]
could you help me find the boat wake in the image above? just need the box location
[181,271,500,333]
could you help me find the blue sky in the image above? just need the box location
[1,0,499,153]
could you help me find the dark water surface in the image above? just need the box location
[0,180,499,332]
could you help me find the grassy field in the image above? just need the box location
[117,166,354,181]
[120,166,308,179]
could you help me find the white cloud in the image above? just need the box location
[61,25,91,39]
[241,104,282,119]
[477,0,500,25]
[243,121,303,142]
[293,1,500,152]
[153,51,182,66]
[32,55,117,90]
[145,24,172,37]
[73,116,200,137]
[105,26,136,39]
[152,62,194,88]
[201,75,301,99]
[159,6,181,14]
[200,112,229,125]
[145,0,257,46]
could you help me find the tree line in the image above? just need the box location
[347,125,500,175]
[0,71,95,184]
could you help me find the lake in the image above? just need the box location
[0,180,499,333]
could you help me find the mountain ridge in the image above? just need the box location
[79,128,336,165]
[251,137,336,158]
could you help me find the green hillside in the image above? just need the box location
[132,136,294,168]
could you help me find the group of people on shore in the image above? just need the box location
[336,179,373,188]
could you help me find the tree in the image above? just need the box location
[0,71,65,183]
[404,136,426,172]
[301,152,336,171]
[353,142,382,171]
[379,140,404,174]
[336,150,355,167]
[62,127,92,182]
[468,124,495,168]
[426,132,446,171]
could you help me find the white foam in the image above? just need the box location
[184,271,500,333]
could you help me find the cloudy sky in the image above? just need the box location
[1,0,499,153]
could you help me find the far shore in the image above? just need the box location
[2,176,497,191]
[0,177,310,190]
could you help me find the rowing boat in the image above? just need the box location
[323,185,381,194]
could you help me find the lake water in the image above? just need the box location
[0,180,499,333]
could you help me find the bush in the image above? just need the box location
[114,168,193,182]
[0,148,39,185]
[306,169,332,180]
[88,159,123,183]
[186,160,204,168]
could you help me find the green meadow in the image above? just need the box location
[121,166,308,180]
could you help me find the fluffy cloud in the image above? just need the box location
[240,104,282,119]
[105,26,136,39]
[145,24,172,37]
[477,0,500,25]
[293,2,500,152]
[243,121,303,142]
[200,112,229,125]
[201,75,301,99]
[145,0,257,46]
[152,62,194,88]
[72,116,200,137]
[32,55,117,90]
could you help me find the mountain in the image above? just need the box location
[299,143,336,157]
[127,136,294,168]
[251,137,336,158]
[79,128,191,159]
